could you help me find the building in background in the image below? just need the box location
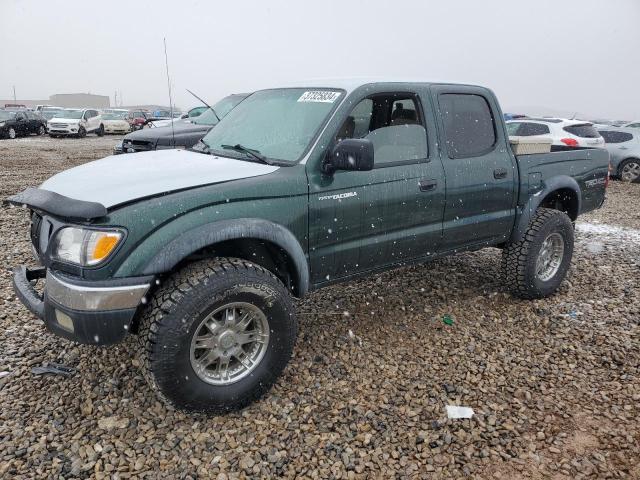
[49,93,109,108]
[0,93,110,109]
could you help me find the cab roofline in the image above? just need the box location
[255,77,486,95]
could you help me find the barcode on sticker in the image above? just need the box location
[298,91,341,103]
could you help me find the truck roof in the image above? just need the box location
[273,77,484,94]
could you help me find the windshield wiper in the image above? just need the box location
[191,139,211,154]
[221,144,273,165]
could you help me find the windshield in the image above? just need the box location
[58,110,83,119]
[0,111,16,120]
[191,94,248,126]
[42,110,62,119]
[103,113,125,120]
[202,88,342,163]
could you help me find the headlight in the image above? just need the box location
[52,227,124,266]
[0,121,5,127]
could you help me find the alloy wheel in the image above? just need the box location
[189,302,270,386]
[620,161,640,182]
[536,233,565,282]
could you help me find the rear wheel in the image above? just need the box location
[96,124,105,137]
[8,127,16,139]
[137,258,297,414]
[502,208,574,299]
[618,159,640,183]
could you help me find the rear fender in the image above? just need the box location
[510,175,581,243]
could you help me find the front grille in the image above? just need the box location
[124,140,154,152]
[30,213,54,256]
[50,123,68,128]
[30,213,42,254]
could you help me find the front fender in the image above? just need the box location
[137,218,309,296]
[510,175,581,243]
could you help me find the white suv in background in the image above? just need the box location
[48,109,104,138]
[506,118,604,148]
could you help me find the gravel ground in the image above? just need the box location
[0,136,639,479]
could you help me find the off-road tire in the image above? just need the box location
[96,124,105,137]
[38,125,46,135]
[502,208,574,299]
[8,127,16,139]
[137,258,297,414]
[77,126,86,138]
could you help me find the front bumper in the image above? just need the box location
[104,126,129,134]
[48,125,79,134]
[12,266,152,345]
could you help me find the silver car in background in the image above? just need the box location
[597,127,640,182]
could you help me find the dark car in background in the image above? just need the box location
[0,110,47,139]
[115,93,248,154]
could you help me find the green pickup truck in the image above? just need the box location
[8,80,609,413]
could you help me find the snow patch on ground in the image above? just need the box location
[576,222,640,246]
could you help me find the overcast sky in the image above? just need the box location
[1,0,639,119]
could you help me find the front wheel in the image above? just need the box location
[137,258,297,414]
[618,159,640,183]
[502,208,574,299]
[38,125,46,135]
[8,127,16,139]
[77,126,86,138]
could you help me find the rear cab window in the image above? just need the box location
[438,93,496,158]
[335,92,428,166]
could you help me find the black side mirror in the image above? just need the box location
[323,138,374,174]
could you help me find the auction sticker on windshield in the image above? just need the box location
[298,91,341,103]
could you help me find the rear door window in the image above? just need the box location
[439,94,496,158]
[563,124,600,138]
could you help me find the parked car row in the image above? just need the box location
[2,97,639,183]
[505,116,640,182]
[114,93,249,154]
[0,109,47,138]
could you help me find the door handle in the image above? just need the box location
[418,179,438,191]
[493,168,508,179]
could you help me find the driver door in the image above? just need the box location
[307,87,445,284]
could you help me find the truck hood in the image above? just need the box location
[40,149,279,208]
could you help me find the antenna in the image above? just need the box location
[186,89,220,122]
[163,37,175,146]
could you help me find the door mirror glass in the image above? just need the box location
[324,138,374,174]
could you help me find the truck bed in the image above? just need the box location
[515,148,610,216]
